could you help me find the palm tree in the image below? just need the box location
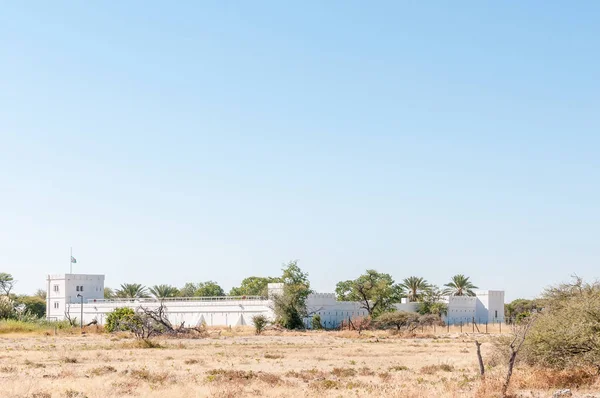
[104,287,115,299]
[149,284,179,299]
[443,274,478,296]
[399,276,430,302]
[115,283,149,298]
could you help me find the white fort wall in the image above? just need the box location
[55,298,274,327]
[46,275,505,327]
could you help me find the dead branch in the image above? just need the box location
[475,340,485,377]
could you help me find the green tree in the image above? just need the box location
[443,274,478,296]
[15,295,46,318]
[105,307,137,332]
[505,298,538,322]
[34,289,47,300]
[194,281,225,297]
[179,283,198,297]
[398,276,430,302]
[229,276,282,297]
[104,287,115,299]
[417,285,447,317]
[311,314,323,330]
[115,283,149,298]
[251,314,268,335]
[335,270,401,317]
[376,311,420,331]
[149,284,179,299]
[272,260,312,329]
[0,273,16,296]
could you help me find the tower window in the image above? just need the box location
[53,285,59,292]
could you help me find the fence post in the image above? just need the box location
[485,322,488,334]
[499,321,502,334]
[472,317,475,333]
[460,321,463,333]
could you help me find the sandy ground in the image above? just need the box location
[0,330,598,398]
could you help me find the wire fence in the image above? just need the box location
[309,316,514,334]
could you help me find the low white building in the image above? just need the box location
[46,274,504,327]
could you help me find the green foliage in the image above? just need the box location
[149,284,179,299]
[115,284,149,298]
[443,274,478,296]
[521,277,600,369]
[398,276,430,302]
[179,281,225,297]
[251,314,268,335]
[15,295,46,318]
[505,298,538,321]
[0,273,16,296]
[104,287,115,299]
[335,270,401,317]
[33,289,46,300]
[311,314,323,330]
[376,311,420,331]
[272,261,312,329]
[105,307,137,332]
[417,285,447,316]
[178,283,198,297]
[195,281,225,297]
[229,276,282,297]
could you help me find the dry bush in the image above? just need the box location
[24,359,45,368]
[520,277,600,370]
[130,368,171,384]
[61,356,78,364]
[331,367,357,377]
[358,366,375,376]
[64,389,87,398]
[389,365,409,371]
[184,358,201,365]
[310,379,341,390]
[285,368,327,381]
[420,363,455,374]
[263,353,284,359]
[90,365,117,376]
[30,392,52,398]
[120,339,164,349]
[511,367,599,389]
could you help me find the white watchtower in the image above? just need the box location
[46,274,105,321]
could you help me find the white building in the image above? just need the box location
[46,274,504,327]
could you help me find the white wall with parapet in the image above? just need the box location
[58,298,274,327]
[444,296,477,324]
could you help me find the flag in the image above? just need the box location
[71,256,77,263]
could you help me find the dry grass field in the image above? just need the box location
[1,327,599,398]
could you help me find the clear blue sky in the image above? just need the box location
[1,2,598,301]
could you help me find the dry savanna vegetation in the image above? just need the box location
[1,325,599,398]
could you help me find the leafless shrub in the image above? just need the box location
[331,367,357,377]
[420,364,454,374]
[90,365,117,376]
[264,353,284,359]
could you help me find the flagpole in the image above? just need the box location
[70,247,72,274]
